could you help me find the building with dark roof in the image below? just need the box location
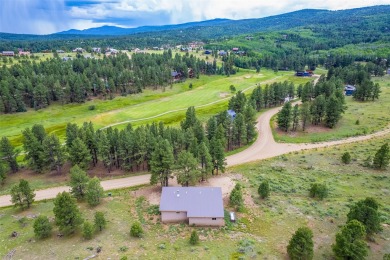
[345,85,356,96]
[159,187,224,226]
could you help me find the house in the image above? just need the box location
[92,47,101,53]
[62,57,72,61]
[18,49,30,56]
[2,51,15,56]
[227,110,236,120]
[219,50,227,56]
[72,48,84,53]
[204,50,212,55]
[232,47,239,52]
[160,187,224,226]
[295,71,312,77]
[345,85,356,96]
[56,50,65,53]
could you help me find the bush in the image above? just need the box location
[189,230,199,245]
[258,180,270,199]
[230,183,243,209]
[33,215,52,239]
[309,183,328,200]
[88,105,96,110]
[341,152,351,164]
[189,83,193,89]
[347,197,381,235]
[94,211,107,231]
[83,221,94,240]
[130,222,143,238]
[333,220,368,259]
[287,227,314,260]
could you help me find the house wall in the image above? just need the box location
[161,211,188,223]
[189,217,224,226]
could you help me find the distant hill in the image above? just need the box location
[56,19,232,36]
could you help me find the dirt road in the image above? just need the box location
[0,174,151,208]
[226,105,390,166]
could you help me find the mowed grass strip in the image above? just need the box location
[272,75,390,143]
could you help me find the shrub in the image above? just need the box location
[130,222,143,238]
[333,220,368,259]
[33,215,52,239]
[230,183,243,210]
[309,183,328,200]
[287,227,314,260]
[88,105,96,110]
[189,83,193,89]
[341,152,351,164]
[189,230,199,245]
[94,211,107,231]
[347,197,381,235]
[83,221,94,240]
[258,180,270,199]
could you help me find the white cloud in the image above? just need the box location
[1,0,389,34]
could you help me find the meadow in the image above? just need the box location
[272,75,390,143]
[0,132,388,259]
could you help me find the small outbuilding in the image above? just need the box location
[160,187,224,226]
[227,109,236,120]
[345,85,356,96]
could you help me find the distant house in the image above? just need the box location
[2,51,15,56]
[72,48,84,53]
[62,57,72,61]
[204,50,212,55]
[345,85,356,96]
[227,109,236,120]
[18,50,30,56]
[387,68,390,75]
[92,47,101,53]
[219,50,227,56]
[232,47,239,52]
[295,71,312,77]
[160,187,224,226]
[171,71,182,80]
[56,50,65,53]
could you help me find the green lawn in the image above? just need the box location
[1,69,311,148]
[0,133,388,259]
[272,75,390,143]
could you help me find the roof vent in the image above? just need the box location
[176,190,180,197]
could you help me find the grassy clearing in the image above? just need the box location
[1,134,388,259]
[272,75,390,143]
[1,69,311,148]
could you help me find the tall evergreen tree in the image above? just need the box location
[10,179,35,209]
[277,102,292,132]
[86,177,104,206]
[69,165,89,200]
[300,102,311,131]
[176,151,200,186]
[0,137,19,173]
[42,134,65,174]
[373,143,389,170]
[68,137,91,169]
[53,192,83,235]
[150,138,174,187]
[291,104,300,131]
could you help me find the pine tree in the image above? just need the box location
[373,143,389,169]
[189,230,200,245]
[347,197,381,235]
[287,227,314,260]
[198,141,212,181]
[291,104,300,131]
[69,165,89,200]
[300,102,311,131]
[0,137,19,173]
[332,220,368,259]
[209,137,226,175]
[68,137,91,169]
[10,179,35,209]
[86,177,104,206]
[150,138,174,187]
[277,102,292,132]
[53,192,83,235]
[176,151,200,186]
[42,134,65,174]
[230,183,243,210]
[22,128,45,173]
[33,215,52,239]
[0,163,7,185]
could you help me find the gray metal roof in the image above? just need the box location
[159,187,224,218]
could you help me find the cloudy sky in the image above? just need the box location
[1,0,388,35]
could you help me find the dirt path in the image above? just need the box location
[0,174,151,208]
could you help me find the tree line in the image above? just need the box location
[0,87,262,186]
[0,50,237,114]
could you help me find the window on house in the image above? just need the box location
[212,218,217,220]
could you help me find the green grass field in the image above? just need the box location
[272,75,390,143]
[1,68,311,148]
[0,133,388,259]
